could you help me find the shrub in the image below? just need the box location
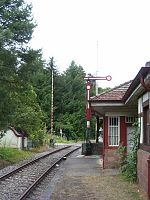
[118,122,140,182]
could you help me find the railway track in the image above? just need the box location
[0,145,81,200]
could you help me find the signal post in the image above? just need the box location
[82,75,112,155]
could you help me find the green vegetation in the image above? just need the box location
[54,135,77,144]
[0,0,108,147]
[0,147,33,163]
[118,122,140,182]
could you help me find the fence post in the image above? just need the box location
[148,155,150,200]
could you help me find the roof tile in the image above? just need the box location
[91,80,132,101]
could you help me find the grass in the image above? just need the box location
[0,147,33,163]
[54,135,77,144]
[116,175,147,200]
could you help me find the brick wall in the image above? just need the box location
[137,149,149,194]
[104,148,119,168]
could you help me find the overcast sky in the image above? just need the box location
[26,0,150,88]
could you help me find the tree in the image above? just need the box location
[15,49,49,145]
[0,0,35,48]
[54,61,87,140]
[11,84,45,146]
[0,0,36,130]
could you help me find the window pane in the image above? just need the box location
[143,105,150,146]
[108,117,119,146]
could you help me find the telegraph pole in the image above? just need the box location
[50,57,54,142]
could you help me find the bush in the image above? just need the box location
[118,122,140,182]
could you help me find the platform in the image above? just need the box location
[38,147,145,200]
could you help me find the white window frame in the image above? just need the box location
[108,116,120,146]
[125,116,136,124]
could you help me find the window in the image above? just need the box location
[125,116,136,124]
[143,105,150,146]
[108,116,120,146]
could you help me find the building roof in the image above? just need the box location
[90,80,132,102]
[90,66,150,116]
[123,67,150,102]
[10,127,27,137]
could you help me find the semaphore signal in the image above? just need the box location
[84,75,112,130]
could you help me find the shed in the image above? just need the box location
[0,127,27,149]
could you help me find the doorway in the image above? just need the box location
[126,126,134,153]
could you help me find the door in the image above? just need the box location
[126,126,134,153]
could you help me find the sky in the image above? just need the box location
[26,0,150,88]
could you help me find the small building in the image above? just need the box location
[90,80,137,168]
[90,64,150,198]
[0,127,27,149]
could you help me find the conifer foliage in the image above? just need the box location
[0,0,96,145]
